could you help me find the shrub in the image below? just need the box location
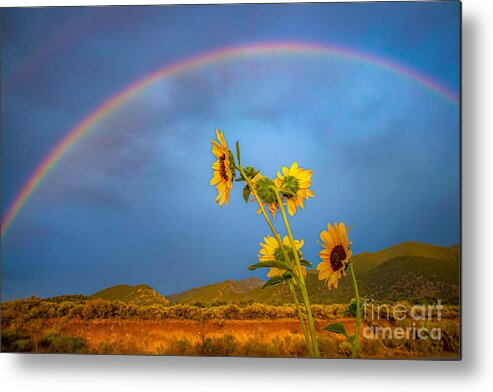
[195,335,236,356]
[164,338,193,356]
[39,333,87,353]
[1,329,33,352]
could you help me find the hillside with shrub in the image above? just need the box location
[166,277,263,304]
[91,284,169,306]
[168,241,459,304]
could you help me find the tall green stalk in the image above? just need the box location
[237,168,281,247]
[273,188,320,358]
[236,164,314,357]
[287,280,314,357]
[349,261,361,358]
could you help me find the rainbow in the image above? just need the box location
[5,11,99,91]
[1,42,459,237]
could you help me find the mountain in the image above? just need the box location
[168,242,460,304]
[91,284,169,306]
[167,277,264,304]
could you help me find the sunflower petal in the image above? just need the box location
[318,268,332,280]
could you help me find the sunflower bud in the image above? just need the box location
[255,177,277,204]
[281,175,299,198]
[243,166,259,180]
[274,244,302,263]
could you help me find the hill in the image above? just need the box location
[168,242,460,304]
[91,284,169,306]
[167,277,263,304]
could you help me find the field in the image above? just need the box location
[1,298,460,358]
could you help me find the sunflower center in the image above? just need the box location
[219,154,229,181]
[282,176,300,198]
[329,245,346,271]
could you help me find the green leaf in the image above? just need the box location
[235,178,245,182]
[235,141,241,166]
[322,322,349,338]
[242,185,251,203]
[299,259,313,267]
[247,260,290,271]
[261,276,285,289]
[281,271,293,280]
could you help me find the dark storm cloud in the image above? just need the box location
[1,2,460,300]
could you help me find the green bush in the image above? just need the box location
[39,333,87,353]
[1,329,33,352]
[1,297,460,322]
[164,338,193,356]
[195,335,236,356]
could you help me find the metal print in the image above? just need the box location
[1,1,460,358]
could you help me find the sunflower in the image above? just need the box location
[316,222,352,289]
[250,172,279,217]
[210,129,234,206]
[275,162,314,216]
[258,236,306,282]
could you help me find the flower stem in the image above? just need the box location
[349,261,361,358]
[287,280,314,357]
[273,188,320,358]
[236,164,314,357]
[237,167,283,248]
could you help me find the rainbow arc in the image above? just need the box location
[1,42,459,237]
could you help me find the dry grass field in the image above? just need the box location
[2,316,460,358]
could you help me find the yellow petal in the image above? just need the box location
[297,239,304,249]
[338,222,348,250]
[318,268,332,280]
[328,223,341,246]
[219,189,228,206]
[282,236,291,247]
[266,236,278,249]
[321,230,336,248]
[319,248,333,259]
[316,261,328,271]
[287,199,296,216]
[289,162,299,175]
[216,129,226,147]
[210,174,220,185]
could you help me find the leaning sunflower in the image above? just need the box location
[210,129,234,206]
[251,172,279,217]
[258,236,306,282]
[275,162,314,216]
[317,222,352,289]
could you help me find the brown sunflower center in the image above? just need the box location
[329,245,346,271]
[219,154,229,181]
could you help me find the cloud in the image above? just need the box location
[1,3,459,299]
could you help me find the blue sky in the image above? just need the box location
[1,2,460,300]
